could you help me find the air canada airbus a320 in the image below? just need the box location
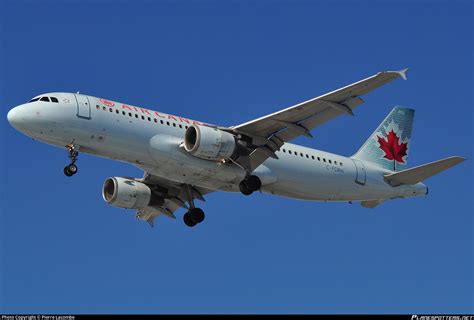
[7,69,466,227]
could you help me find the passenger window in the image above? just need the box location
[160,120,164,124]
[115,110,119,114]
[317,157,321,161]
[96,105,100,109]
[306,154,309,158]
[179,124,182,129]
[135,114,138,118]
[282,149,286,153]
[102,106,106,111]
[154,118,157,123]
[122,111,125,115]
[311,155,315,160]
[40,97,50,102]
[340,162,343,167]
[323,158,326,162]
[141,115,145,120]
[109,108,113,112]
[288,150,292,154]
[329,160,332,164]
[167,121,170,126]
[128,112,132,117]
[173,123,176,127]
[300,153,303,157]
[185,126,188,129]
[51,97,59,103]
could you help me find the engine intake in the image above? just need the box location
[184,125,236,161]
[102,177,163,209]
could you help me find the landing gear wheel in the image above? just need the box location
[239,175,261,195]
[183,212,197,227]
[63,164,78,177]
[239,180,253,196]
[64,166,73,177]
[189,208,205,224]
[67,163,78,174]
[247,175,262,191]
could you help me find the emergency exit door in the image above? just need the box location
[75,94,91,119]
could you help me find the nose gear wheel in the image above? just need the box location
[64,144,79,177]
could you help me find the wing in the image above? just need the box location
[230,69,408,171]
[133,171,214,227]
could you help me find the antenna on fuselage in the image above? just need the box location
[76,91,80,94]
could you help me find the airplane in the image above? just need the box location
[6,68,466,228]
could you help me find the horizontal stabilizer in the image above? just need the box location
[384,156,466,187]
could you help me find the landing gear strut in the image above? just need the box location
[239,175,261,196]
[64,144,79,177]
[183,185,205,227]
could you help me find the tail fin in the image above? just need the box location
[353,106,415,171]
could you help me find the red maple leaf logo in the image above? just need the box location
[377,129,408,163]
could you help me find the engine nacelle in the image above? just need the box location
[184,125,236,160]
[102,177,163,209]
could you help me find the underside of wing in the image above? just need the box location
[134,171,214,227]
[229,69,408,171]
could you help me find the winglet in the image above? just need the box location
[397,68,409,80]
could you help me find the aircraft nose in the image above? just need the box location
[7,106,21,127]
[7,104,28,131]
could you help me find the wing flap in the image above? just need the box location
[131,169,215,227]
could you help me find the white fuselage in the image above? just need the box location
[7,92,428,202]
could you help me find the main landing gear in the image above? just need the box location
[239,175,261,196]
[183,185,205,228]
[64,144,79,177]
[183,208,205,227]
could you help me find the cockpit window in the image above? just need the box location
[28,96,59,103]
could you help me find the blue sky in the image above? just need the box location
[0,0,472,314]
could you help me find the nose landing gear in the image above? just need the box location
[64,144,79,177]
[239,175,261,196]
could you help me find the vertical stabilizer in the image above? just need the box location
[353,106,414,171]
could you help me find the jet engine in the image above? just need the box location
[102,177,163,209]
[184,125,236,161]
